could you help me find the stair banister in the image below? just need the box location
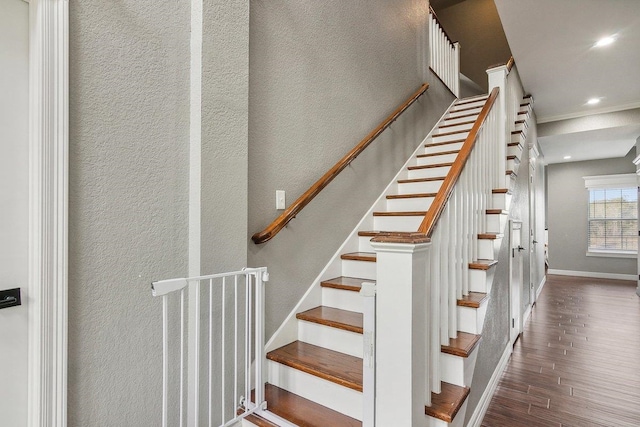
[418,87,500,236]
[251,83,430,244]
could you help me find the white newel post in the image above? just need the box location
[370,233,431,426]
[487,66,508,189]
[634,147,640,298]
[453,42,461,98]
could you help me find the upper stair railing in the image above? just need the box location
[252,83,429,244]
[429,6,460,97]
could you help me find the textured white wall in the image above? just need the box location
[247,0,454,338]
[0,1,29,426]
[68,2,190,425]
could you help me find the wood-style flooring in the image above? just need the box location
[482,274,640,427]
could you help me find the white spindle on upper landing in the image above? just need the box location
[429,8,460,97]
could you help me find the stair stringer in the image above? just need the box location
[264,100,456,355]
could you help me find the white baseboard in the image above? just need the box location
[523,304,532,324]
[467,343,512,427]
[547,269,636,281]
[536,275,546,300]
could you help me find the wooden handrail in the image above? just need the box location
[252,83,430,244]
[418,87,500,237]
[429,6,456,47]
[487,56,515,72]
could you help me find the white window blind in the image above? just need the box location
[584,174,638,254]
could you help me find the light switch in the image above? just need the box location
[276,190,286,210]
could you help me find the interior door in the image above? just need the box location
[529,157,537,307]
[0,1,30,425]
[509,220,524,345]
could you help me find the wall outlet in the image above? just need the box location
[276,190,285,210]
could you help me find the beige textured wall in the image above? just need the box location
[68,2,190,425]
[247,0,454,338]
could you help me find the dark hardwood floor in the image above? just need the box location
[482,274,640,427]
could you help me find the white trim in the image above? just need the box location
[27,1,69,426]
[467,344,512,427]
[586,250,636,259]
[537,102,640,124]
[547,269,636,281]
[523,304,532,324]
[536,275,546,300]
[188,1,203,425]
[583,173,637,189]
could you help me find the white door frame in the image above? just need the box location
[509,220,523,345]
[28,1,68,426]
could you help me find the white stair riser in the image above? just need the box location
[397,180,443,194]
[341,259,376,281]
[386,197,434,212]
[486,213,507,233]
[438,122,474,134]
[469,268,494,294]
[266,361,363,421]
[408,165,451,180]
[427,403,468,427]
[298,321,363,358]
[510,132,525,144]
[444,114,478,126]
[507,158,520,171]
[448,106,482,118]
[458,304,488,335]
[431,131,469,144]
[322,287,363,313]
[374,215,423,232]
[492,192,512,211]
[507,145,522,157]
[515,122,528,133]
[441,350,478,387]
[517,112,529,122]
[451,99,486,111]
[425,141,465,154]
[478,238,501,261]
[417,152,458,165]
[358,235,375,252]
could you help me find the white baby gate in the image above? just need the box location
[152,267,296,427]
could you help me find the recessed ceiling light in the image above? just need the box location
[563,155,572,160]
[586,98,600,105]
[594,36,616,48]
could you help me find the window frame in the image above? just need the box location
[583,173,638,257]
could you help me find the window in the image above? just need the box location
[584,174,638,256]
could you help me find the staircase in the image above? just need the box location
[243,92,531,427]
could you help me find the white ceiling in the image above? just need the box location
[494,0,640,164]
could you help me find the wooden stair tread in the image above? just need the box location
[439,120,475,129]
[321,276,370,292]
[386,192,437,199]
[444,112,477,121]
[441,331,481,357]
[457,292,488,308]
[486,209,508,215]
[296,306,363,334]
[248,384,361,427]
[425,138,466,147]
[511,130,524,135]
[432,129,471,138]
[425,381,470,423]
[507,141,523,148]
[407,162,453,170]
[492,188,511,194]
[373,211,427,216]
[456,95,488,106]
[449,104,482,113]
[469,259,498,270]
[506,169,517,177]
[417,149,460,158]
[478,232,503,240]
[267,341,363,391]
[341,252,376,262]
[398,176,446,184]
[507,155,521,163]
